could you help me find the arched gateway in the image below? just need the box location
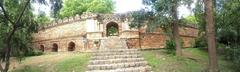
[106,22,119,36]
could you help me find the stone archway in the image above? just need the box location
[68,42,75,51]
[52,43,58,52]
[40,45,44,52]
[106,22,119,36]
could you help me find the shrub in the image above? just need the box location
[194,36,207,50]
[24,49,43,57]
[165,40,176,55]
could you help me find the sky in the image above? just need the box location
[113,0,195,17]
[33,0,194,17]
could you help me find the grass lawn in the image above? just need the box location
[10,52,91,72]
[141,48,235,72]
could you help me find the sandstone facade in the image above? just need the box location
[33,13,198,52]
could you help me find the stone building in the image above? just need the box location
[32,13,198,52]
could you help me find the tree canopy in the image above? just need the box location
[59,0,115,18]
[0,0,46,71]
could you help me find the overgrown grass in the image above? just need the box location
[141,48,234,72]
[11,53,91,72]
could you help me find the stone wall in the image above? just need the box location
[125,26,198,49]
[32,13,199,52]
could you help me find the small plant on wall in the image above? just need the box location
[94,40,100,49]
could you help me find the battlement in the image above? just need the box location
[39,12,100,30]
[39,12,132,30]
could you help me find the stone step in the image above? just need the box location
[91,54,142,60]
[87,61,148,70]
[86,66,151,72]
[89,58,145,65]
[93,51,140,56]
[94,49,138,53]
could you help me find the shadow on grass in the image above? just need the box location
[11,53,91,72]
[141,48,235,72]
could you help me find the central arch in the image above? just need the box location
[106,22,119,36]
[68,42,75,51]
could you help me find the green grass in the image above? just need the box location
[11,53,91,72]
[54,53,91,72]
[141,48,234,72]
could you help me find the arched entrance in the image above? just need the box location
[52,43,58,52]
[106,22,119,36]
[40,45,44,52]
[68,42,75,51]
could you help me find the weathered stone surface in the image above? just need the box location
[32,13,198,52]
[86,39,152,72]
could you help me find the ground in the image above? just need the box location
[10,48,234,72]
[141,48,235,72]
[10,52,91,72]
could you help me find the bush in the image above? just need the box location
[194,36,207,50]
[219,45,240,71]
[165,40,176,55]
[24,50,43,57]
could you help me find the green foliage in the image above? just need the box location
[193,0,206,32]
[194,35,207,49]
[194,0,240,71]
[49,0,63,19]
[35,12,51,25]
[0,0,40,61]
[165,40,176,54]
[60,0,114,18]
[24,49,43,57]
[107,26,118,36]
[142,48,235,72]
[179,15,198,25]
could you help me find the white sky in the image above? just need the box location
[33,0,194,17]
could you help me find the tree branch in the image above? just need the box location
[14,0,31,27]
[0,62,3,71]
[0,3,14,24]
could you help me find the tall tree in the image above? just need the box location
[204,0,218,71]
[60,0,115,18]
[171,0,182,56]
[0,0,45,72]
[133,0,193,56]
[50,0,63,19]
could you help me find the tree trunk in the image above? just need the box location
[172,1,182,56]
[0,0,31,72]
[204,0,218,72]
[3,27,16,72]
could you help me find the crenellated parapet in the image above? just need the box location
[39,12,100,30]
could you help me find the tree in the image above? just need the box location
[49,0,63,19]
[204,0,218,71]
[60,0,115,18]
[0,0,45,72]
[131,0,193,56]
[36,11,51,25]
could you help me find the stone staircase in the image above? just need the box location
[86,37,152,72]
[99,36,127,49]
